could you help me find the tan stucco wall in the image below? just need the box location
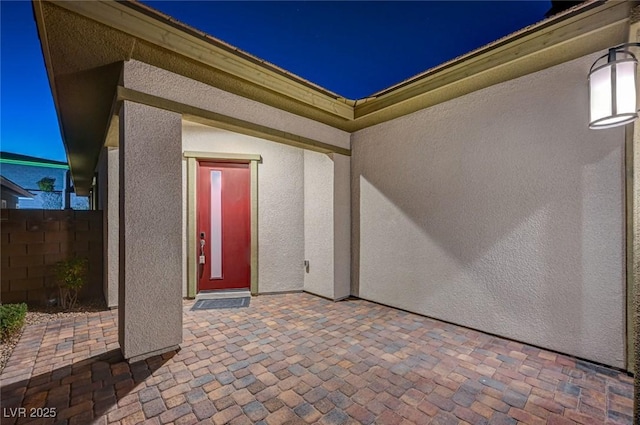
[351,53,626,368]
[123,60,350,151]
[303,150,335,298]
[183,123,351,298]
[333,153,351,301]
[302,151,351,300]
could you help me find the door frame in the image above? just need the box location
[184,151,261,297]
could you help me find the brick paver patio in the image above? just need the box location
[0,293,633,425]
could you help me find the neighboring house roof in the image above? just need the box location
[0,175,34,198]
[0,151,68,169]
[32,0,634,194]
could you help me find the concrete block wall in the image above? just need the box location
[1,209,103,305]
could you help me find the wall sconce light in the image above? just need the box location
[589,43,640,130]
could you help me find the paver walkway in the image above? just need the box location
[0,293,634,425]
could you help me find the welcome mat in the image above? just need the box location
[191,297,250,310]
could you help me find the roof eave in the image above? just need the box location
[0,176,35,198]
[32,0,636,193]
[48,0,355,122]
[351,0,636,127]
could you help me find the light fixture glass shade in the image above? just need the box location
[589,54,638,129]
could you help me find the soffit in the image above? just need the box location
[55,63,122,195]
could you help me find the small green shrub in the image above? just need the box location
[0,303,27,342]
[55,257,88,310]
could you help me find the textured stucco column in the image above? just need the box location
[119,101,183,362]
[333,153,351,300]
[303,151,350,300]
[106,147,119,308]
[630,6,640,423]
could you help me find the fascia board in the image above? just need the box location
[50,0,354,121]
[353,1,632,121]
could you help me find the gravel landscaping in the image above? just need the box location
[0,299,107,373]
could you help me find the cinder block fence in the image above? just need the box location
[1,209,103,305]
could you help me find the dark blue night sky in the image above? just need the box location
[1,1,551,162]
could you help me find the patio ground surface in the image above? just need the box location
[0,293,634,425]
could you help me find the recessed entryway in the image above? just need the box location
[184,151,260,298]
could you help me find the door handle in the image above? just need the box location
[199,232,206,264]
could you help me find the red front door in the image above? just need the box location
[197,161,250,291]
